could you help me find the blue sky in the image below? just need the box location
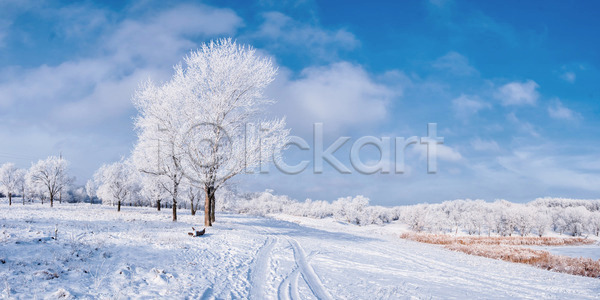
[0,0,599,205]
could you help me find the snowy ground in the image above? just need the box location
[1,203,599,299]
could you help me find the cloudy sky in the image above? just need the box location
[1,0,599,205]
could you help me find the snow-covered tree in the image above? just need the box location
[514,206,535,236]
[94,161,136,211]
[85,179,96,204]
[332,196,370,225]
[589,212,600,236]
[0,163,21,205]
[27,156,69,207]
[564,206,589,236]
[533,209,552,237]
[131,130,183,220]
[25,173,43,204]
[125,172,144,207]
[15,169,27,205]
[133,38,289,226]
[139,173,167,211]
[181,179,202,216]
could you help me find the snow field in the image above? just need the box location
[1,203,599,299]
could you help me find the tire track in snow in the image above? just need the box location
[277,265,301,300]
[248,236,276,299]
[289,239,333,300]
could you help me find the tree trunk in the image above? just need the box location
[118,200,121,212]
[172,200,177,221]
[157,200,161,211]
[59,191,62,204]
[190,195,196,216]
[50,193,54,207]
[210,193,215,223]
[8,193,11,206]
[172,183,178,222]
[204,186,214,227]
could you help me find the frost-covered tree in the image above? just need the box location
[94,161,136,212]
[589,212,600,236]
[132,131,183,220]
[564,206,589,236]
[533,209,552,237]
[25,173,43,204]
[403,204,429,232]
[125,172,144,207]
[15,169,26,205]
[0,163,22,205]
[181,179,202,216]
[27,156,69,207]
[514,206,535,236]
[58,175,75,204]
[332,196,370,225]
[133,38,289,226]
[139,173,167,211]
[85,179,96,204]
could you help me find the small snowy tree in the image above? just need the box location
[132,132,183,220]
[85,179,96,204]
[94,161,136,211]
[133,39,289,226]
[139,173,167,211]
[181,179,202,216]
[15,169,27,205]
[589,212,600,236]
[27,156,69,207]
[514,206,535,237]
[564,207,589,236]
[0,163,21,205]
[533,209,552,237]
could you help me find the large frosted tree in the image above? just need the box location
[27,156,69,207]
[133,38,288,226]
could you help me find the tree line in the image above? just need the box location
[0,156,71,207]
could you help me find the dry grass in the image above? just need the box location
[400,233,594,246]
[401,233,600,278]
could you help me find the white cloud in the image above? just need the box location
[269,62,394,133]
[471,138,500,152]
[412,144,463,162]
[560,71,576,83]
[255,11,359,59]
[0,4,243,127]
[432,52,478,76]
[496,80,539,106]
[451,94,490,118]
[106,4,242,66]
[497,150,600,192]
[437,144,463,161]
[548,100,581,121]
[506,112,539,137]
